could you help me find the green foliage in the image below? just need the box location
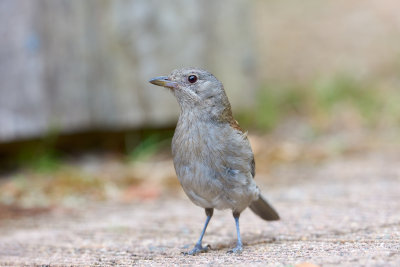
[17,132,61,172]
[313,75,382,123]
[237,84,308,130]
[238,74,393,131]
[126,132,171,161]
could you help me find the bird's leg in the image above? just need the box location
[184,208,213,255]
[227,211,243,254]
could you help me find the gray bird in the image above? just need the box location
[149,68,279,255]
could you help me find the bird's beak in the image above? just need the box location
[149,76,178,89]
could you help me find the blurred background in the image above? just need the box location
[0,0,400,215]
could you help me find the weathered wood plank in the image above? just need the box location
[0,0,255,142]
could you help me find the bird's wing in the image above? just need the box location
[250,157,255,178]
[228,119,255,178]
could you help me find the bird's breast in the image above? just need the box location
[172,114,223,165]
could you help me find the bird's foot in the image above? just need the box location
[183,243,210,255]
[227,244,243,254]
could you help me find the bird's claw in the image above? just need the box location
[227,244,243,254]
[183,243,210,255]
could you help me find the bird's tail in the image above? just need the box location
[249,194,280,221]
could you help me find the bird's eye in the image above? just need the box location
[188,75,198,83]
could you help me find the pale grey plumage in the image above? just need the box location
[172,108,258,213]
[149,67,279,255]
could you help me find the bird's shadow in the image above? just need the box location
[183,233,278,253]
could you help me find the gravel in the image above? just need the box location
[0,152,399,266]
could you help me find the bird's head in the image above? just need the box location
[149,68,232,116]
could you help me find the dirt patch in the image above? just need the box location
[0,204,52,220]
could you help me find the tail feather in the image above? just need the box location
[249,194,280,221]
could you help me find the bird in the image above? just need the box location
[149,68,279,255]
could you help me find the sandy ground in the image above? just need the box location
[0,151,399,266]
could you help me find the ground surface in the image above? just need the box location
[0,150,399,266]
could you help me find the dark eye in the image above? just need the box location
[188,75,198,83]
